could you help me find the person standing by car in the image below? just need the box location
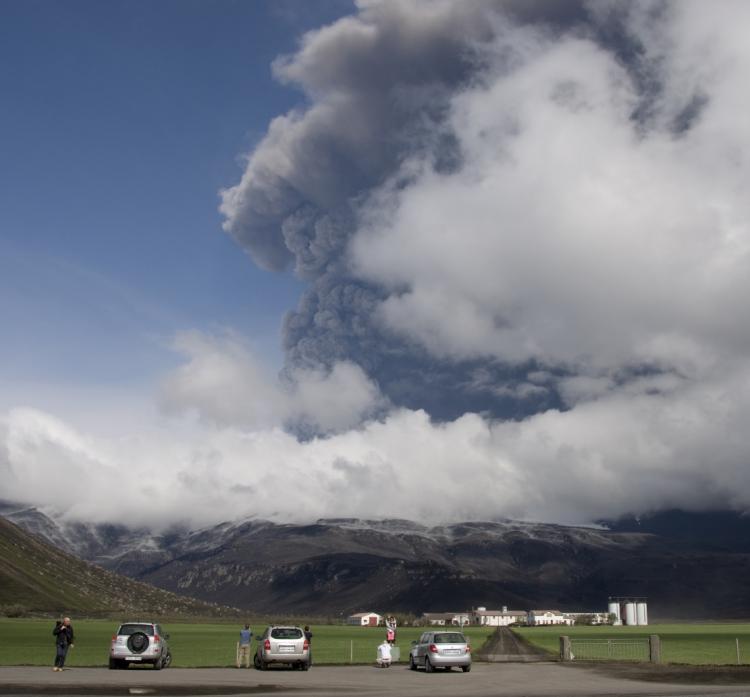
[303,626,313,665]
[237,624,252,668]
[52,617,74,671]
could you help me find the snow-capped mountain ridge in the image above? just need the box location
[3,501,749,618]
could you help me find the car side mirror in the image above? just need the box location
[164,634,170,640]
[410,640,417,646]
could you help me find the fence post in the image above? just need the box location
[649,635,661,663]
[560,636,572,661]
[350,640,354,664]
[737,638,741,665]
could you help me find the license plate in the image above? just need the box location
[125,657,142,661]
[278,645,296,653]
[443,649,461,655]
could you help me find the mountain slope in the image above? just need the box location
[128,517,750,618]
[4,507,750,619]
[0,516,236,617]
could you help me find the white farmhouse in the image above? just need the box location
[472,608,527,626]
[527,610,575,626]
[347,612,382,627]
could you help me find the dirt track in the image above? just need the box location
[477,627,549,661]
[2,664,750,697]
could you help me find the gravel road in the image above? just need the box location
[2,664,750,697]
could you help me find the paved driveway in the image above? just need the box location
[1,664,749,697]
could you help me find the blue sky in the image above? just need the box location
[0,0,351,393]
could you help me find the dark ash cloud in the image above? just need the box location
[221,0,602,419]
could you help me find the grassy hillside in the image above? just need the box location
[0,517,237,618]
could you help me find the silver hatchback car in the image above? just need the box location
[254,626,310,670]
[409,631,472,672]
[109,622,172,670]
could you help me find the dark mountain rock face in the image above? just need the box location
[2,503,749,619]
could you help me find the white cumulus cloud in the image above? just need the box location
[2,356,750,528]
[351,1,750,388]
[160,331,384,434]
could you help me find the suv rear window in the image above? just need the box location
[434,633,466,644]
[118,624,154,636]
[271,628,303,639]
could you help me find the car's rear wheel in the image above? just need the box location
[108,658,117,670]
[163,652,172,668]
[300,662,309,671]
[153,656,162,670]
[425,657,434,673]
[462,664,471,673]
[409,655,417,670]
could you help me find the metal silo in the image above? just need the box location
[608,600,621,625]
[636,601,648,626]
[624,601,637,626]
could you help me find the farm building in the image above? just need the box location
[608,597,648,626]
[421,612,471,626]
[472,607,527,626]
[527,610,575,626]
[347,612,382,626]
[566,611,612,625]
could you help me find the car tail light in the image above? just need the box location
[111,635,117,642]
[303,640,309,650]
[154,634,161,644]
[429,644,438,653]
[466,645,471,653]
[264,639,271,651]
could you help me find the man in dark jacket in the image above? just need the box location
[304,626,313,666]
[53,617,75,671]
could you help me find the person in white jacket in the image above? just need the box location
[377,640,392,668]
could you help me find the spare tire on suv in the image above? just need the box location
[109,623,171,670]
[127,632,149,654]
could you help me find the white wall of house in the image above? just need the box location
[473,611,526,626]
[347,613,382,626]
[527,611,574,626]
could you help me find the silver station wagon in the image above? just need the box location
[109,622,172,670]
[409,630,472,672]
[254,626,310,670]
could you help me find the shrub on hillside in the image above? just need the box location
[3,604,29,618]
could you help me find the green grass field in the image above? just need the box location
[514,624,750,665]
[8,618,750,667]
[0,618,494,667]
